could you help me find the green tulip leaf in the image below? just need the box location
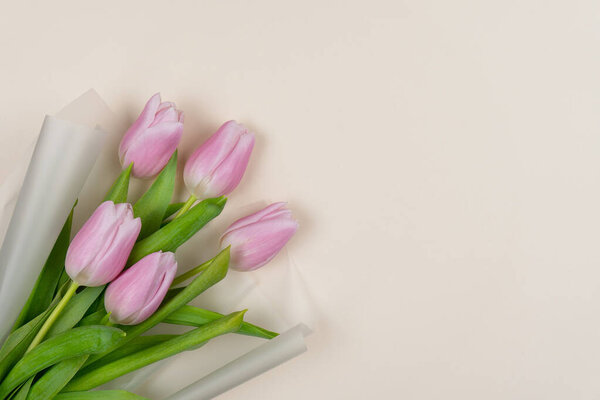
[88,291,108,315]
[10,377,33,400]
[163,287,184,302]
[79,335,175,373]
[64,311,245,392]
[134,151,177,240]
[128,197,226,265]
[27,355,88,400]
[104,163,133,204]
[163,202,185,221]
[0,304,55,382]
[46,286,104,338]
[0,326,125,398]
[78,310,107,327]
[84,247,230,367]
[166,305,278,339]
[11,207,74,330]
[54,390,148,400]
[56,269,71,296]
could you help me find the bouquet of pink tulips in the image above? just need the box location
[0,94,298,399]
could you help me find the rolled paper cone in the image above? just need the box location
[0,115,104,341]
[166,324,310,400]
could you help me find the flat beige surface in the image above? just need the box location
[2,0,600,398]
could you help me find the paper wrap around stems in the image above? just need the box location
[165,324,309,400]
[0,115,104,341]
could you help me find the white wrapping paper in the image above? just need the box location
[165,324,309,400]
[0,110,104,341]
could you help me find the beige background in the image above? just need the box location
[2,0,600,398]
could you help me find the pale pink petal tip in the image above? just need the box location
[105,251,177,325]
[183,120,255,198]
[118,93,183,179]
[220,203,298,271]
[65,201,140,287]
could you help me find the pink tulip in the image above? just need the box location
[119,93,184,178]
[183,120,255,199]
[104,251,177,325]
[221,203,298,271]
[66,201,141,287]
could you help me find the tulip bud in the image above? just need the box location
[221,202,298,271]
[66,201,141,287]
[104,251,177,325]
[119,93,184,178]
[183,120,254,199]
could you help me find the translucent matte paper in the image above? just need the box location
[0,115,104,341]
[166,324,309,400]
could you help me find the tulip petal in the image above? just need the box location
[183,121,243,196]
[151,106,179,127]
[105,252,177,325]
[119,95,184,179]
[66,202,120,279]
[85,217,141,286]
[222,217,298,271]
[87,204,135,272]
[131,253,177,324]
[66,202,142,287]
[156,101,175,113]
[118,94,161,160]
[202,132,255,198]
[106,253,162,324]
[222,202,287,237]
[122,121,183,178]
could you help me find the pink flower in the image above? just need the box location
[104,251,177,325]
[183,120,255,199]
[221,203,298,271]
[119,93,184,178]
[66,201,141,287]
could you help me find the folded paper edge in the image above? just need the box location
[165,323,309,400]
[0,114,105,341]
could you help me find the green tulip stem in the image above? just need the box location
[27,281,79,352]
[173,194,197,219]
[171,258,213,287]
[100,313,115,327]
